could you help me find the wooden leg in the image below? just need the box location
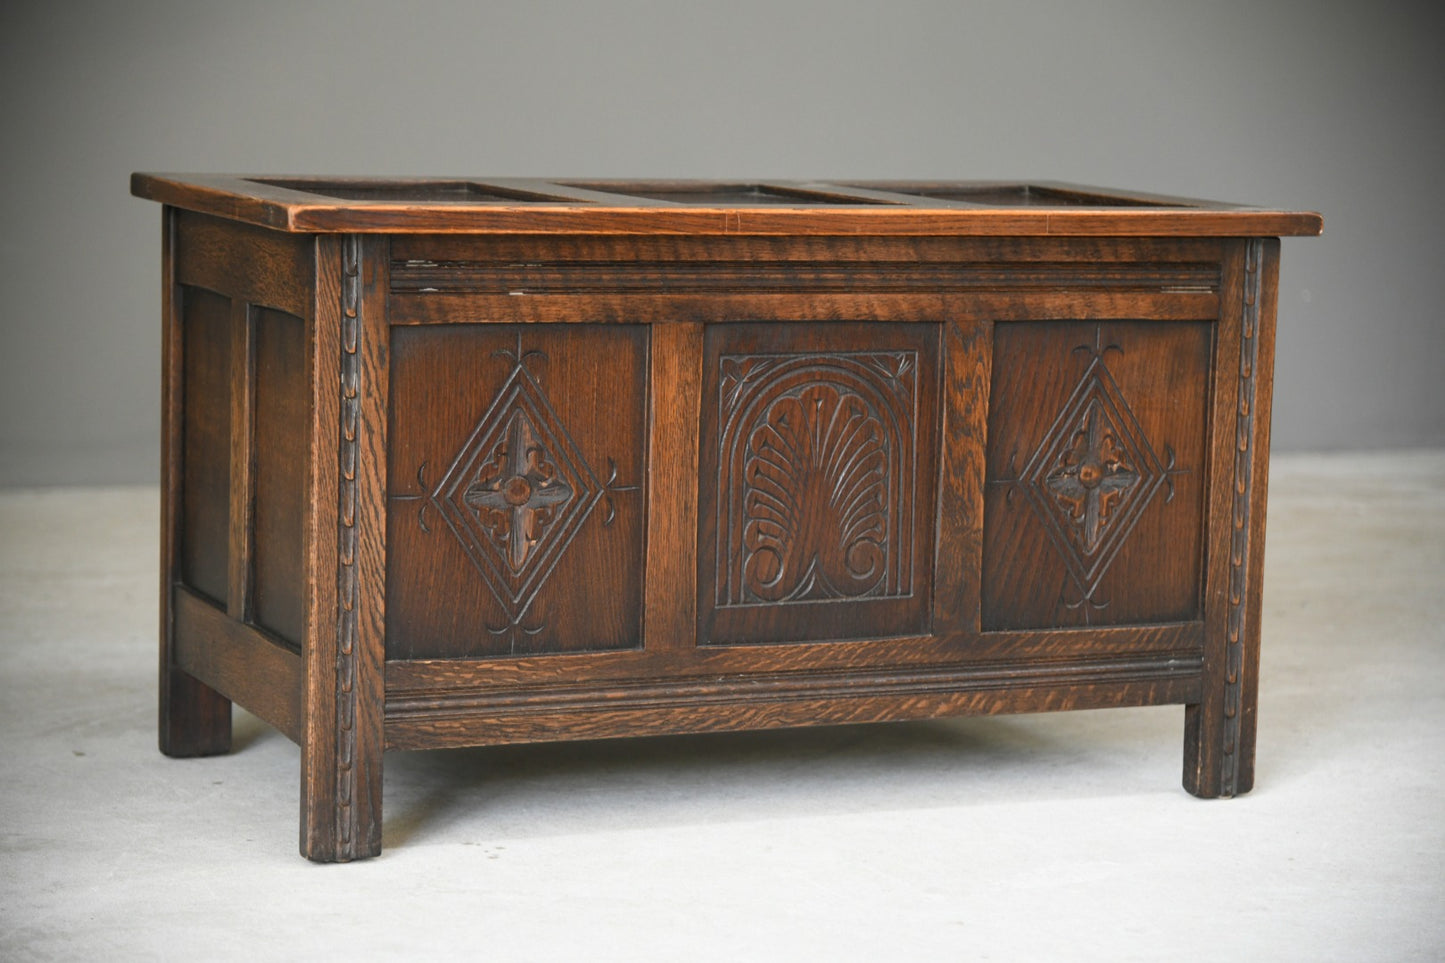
[1183,509,1264,798]
[160,664,231,758]
[298,234,386,862]
[1182,695,1257,798]
[1183,238,1275,800]
[158,206,230,758]
[299,703,383,862]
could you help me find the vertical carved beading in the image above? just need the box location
[334,234,361,850]
[1221,239,1262,796]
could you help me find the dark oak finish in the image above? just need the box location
[251,307,308,647]
[982,320,1212,630]
[159,207,232,758]
[385,324,648,659]
[135,175,1319,861]
[172,586,304,744]
[698,321,939,646]
[178,285,232,607]
[132,174,1322,237]
[643,322,704,655]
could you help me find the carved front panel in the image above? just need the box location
[700,323,938,645]
[385,324,646,659]
[983,321,1211,630]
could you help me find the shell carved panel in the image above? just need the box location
[718,351,917,608]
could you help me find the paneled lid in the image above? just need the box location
[131,174,1322,236]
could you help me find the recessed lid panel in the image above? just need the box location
[131,173,1322,235]
[852,183,1190,207]
[561,182,894,206]
[248,178,576,203]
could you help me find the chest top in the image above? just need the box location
[131,174,1322,237]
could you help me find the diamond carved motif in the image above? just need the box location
[1017,332,1171,609]
[460,408,577,572]
[433,355,601,627]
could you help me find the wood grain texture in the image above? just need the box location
[384,323,648,659]
[251,307,309,647]
[698,322,939,646]
[389,258,1223,295]
[934,319,990,635]
[137,178,1311,859]
[299,235,385,862]
[226,299,255,621]
[1185,238,1279,799]
[393,233,1230,266]
[349,236,389,857]
[388,291,1218,328]
[174,210,313,317]
[172,586,303,744]
[159,206,232,757]
[982,320,1211,630]
[385,621,1204,693]
[385,234,1221,330]
[643,323,703,653]
[300,236,342,859]
[385,656,1202,751]
[133,173,1323,237]
[178,285,232,607]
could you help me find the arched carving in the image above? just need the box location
[717,352,917,607]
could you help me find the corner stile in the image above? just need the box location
[1186,236,1278,798]
[302,234,386,861]
[1218,239,1263,795]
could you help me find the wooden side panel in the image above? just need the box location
[167,211,315,761]
[172,586,304,744]
[160,206,232,758]
[384,323,648,659]
[165,210,317,761]
[174,210,313,317]
[698,322,940,645]
[982,320,1212,630]
[225,300,256,622]
[252,307,309,647]
[179,285,233,606]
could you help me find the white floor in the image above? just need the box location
[2,451,1442,962]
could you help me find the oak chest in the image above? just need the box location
[130,174,1321,860]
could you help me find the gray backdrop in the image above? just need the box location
[3,0,1441,487]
